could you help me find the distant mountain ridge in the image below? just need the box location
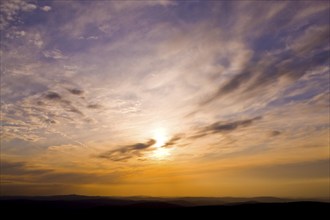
[0,194,328,206]
[0,195,328,219]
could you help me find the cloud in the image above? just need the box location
[44,118,57,124]
[1,160,52,176]
[79,35,99,40]
[48,144,78,152]
[87,104,102,109]
[291,2,329,24]
[58,0,177,39]
[0,114,45,142]
[1,159,122,186]
[200,25,329,107]
[28,32,44,48]
[98,139,156,161]
[190,117,262,139]
[201,69,254,106]
[271,131,281,136]
[163,134,184,148]
[291,25,329,56]
[68,107,84,116]
[67,88,84,95]
[5,29,26,39]
[207,117,262,133]
[42,91,85,116]
[40,6,51,12]
[43,49,67,59]
[1,86,93,142]
[45,91,62,100]
[0,0,37,29]
[111,0,176,11]
[0,80,112,143]
[241,159,330,179]
[21,3,36,12]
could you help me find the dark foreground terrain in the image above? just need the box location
[0,195,328,219]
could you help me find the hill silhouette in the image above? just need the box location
[0,195,328,219]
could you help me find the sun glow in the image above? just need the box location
[152,147,171,160]
[153,128,168,148]
[151,128,171,159]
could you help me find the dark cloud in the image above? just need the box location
[0,183,76,196]
[44,118,57,124]
[87,104,102,109]
[1,160,52,175]
[98,139,156,161]
[191,117,262,139]
[36,101,44,105]
[189,133,209,139]
[97,117,260,161]
[207,116,262,133]
[1,160,121,185]
[42,91,85,116]
[67,88,84,95]
[271,131,281,136]
[242,159,330,179]
[163,134,184,148]
[68,107,84,116]
[246,52,329,94]
[45,91,61,100]
[202,70,254,106]
[200,25,330,107]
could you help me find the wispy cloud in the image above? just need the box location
[1,160,52,176]
[162,134,184,148]
[205,117,262,133]
[0,0,37,29]
[190,117,262,140]
[44,91,62,100]
[98,139,156,161]
[0,159,123,188]
[43,49,67,60]
[67,88,84,95]
[40,5,51,12]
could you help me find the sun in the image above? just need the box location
[153,128,168,148]
[150,128,171,160]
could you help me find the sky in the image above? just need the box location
[0,0,329,198]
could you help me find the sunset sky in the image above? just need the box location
[1,0,329,198]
